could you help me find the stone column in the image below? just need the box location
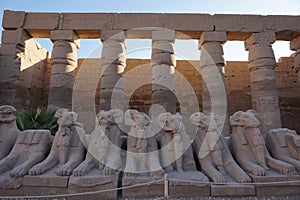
[290,36,300,84]
[100,30,126,111]
[199,32,229,135]
[245,32,281,132]
[151,29,176,116]
[48,30,80,110]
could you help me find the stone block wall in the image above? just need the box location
[72,57,299,133]
[0,36,49,110]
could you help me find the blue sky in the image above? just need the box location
[1,0,300,60]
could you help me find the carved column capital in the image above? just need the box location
[244,32,275,51]
[199,31,227,48]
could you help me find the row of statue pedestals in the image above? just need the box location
[0,105,299,199]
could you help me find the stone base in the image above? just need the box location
[168,171,210,197]
[122,175,164,199]
[250,170,300,196]
[211,184,255,196]
[22,167,69,195]
[0,172,23,189]
[68,169,119,200]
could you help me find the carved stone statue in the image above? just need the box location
[157,112,196,172]
[0,129,52,188]
[266,128,300,171]
[0,105,20,160]
[229,110,296,176]
[190,112,251,183]
[73,109,124,177]
[29,111,85,176]
[123,109,163,179]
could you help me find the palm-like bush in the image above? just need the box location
[16,108,58,135]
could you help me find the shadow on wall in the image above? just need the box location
[0,38,50,111]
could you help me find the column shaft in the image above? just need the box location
[151,30,176,115]
[48,30,79,110]
[245,32,281,132]
[100,30,126,111]
[199,32,229,135]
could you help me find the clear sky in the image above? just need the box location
[1,0,300,61]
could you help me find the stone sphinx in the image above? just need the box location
[190,112,251,183]
[0,105,20,160]
[123,109,163,179]
[0,129,52,188]
[229,110,296,176]
[157,112,196,172]
[72,109,124,177]
[266,128,300,171]
[29,111,85,176]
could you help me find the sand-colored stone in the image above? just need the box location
[48,30,79,109]
[0,105,20,160]
[266,128,300,171]
[23,12,60,30]
[190,112,251,183]
[245,32,282,133]
[2,10,25,30]
[230,110,296,176]
[214,14,263,33]
[0,130,52,189]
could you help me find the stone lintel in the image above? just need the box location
[50,30,80,48]
[199,31,227,48]
[2,10,26,30]
[290,35,300,51]
[245,32,276,51]
[101,30,125,42]
[152,29,176,42]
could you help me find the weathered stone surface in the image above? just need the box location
[214,14,263,32]
[101,30,125,41]
[1,29,31,46]
[210,184,255,196]
[290,36,300,51]
[60,13,114,30]
[163,14,213,31]
[23,12,59,30]
[263,15,300,33]
[0,130,52,189]
[230,110,296,176]
[50,30,80,48]
[199,32,227,46]
[190,112,251,183]
[28,111,86,178]
[152,29,176,41]
[245,32,276,50]
[2,10,25,30]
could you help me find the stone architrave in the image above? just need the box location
[48,30,80,110]
[151,29,176,116]
[0,105,20,160]
[0,130,52,189]
[189,112,251,184]
[290,35,300,85]
[245,32,281,132]
[199,32,229,135]
[100,30,126,111]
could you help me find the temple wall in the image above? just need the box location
[0,37,49,110]
[69,57,299,133]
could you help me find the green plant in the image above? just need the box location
[16,108,58,135]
